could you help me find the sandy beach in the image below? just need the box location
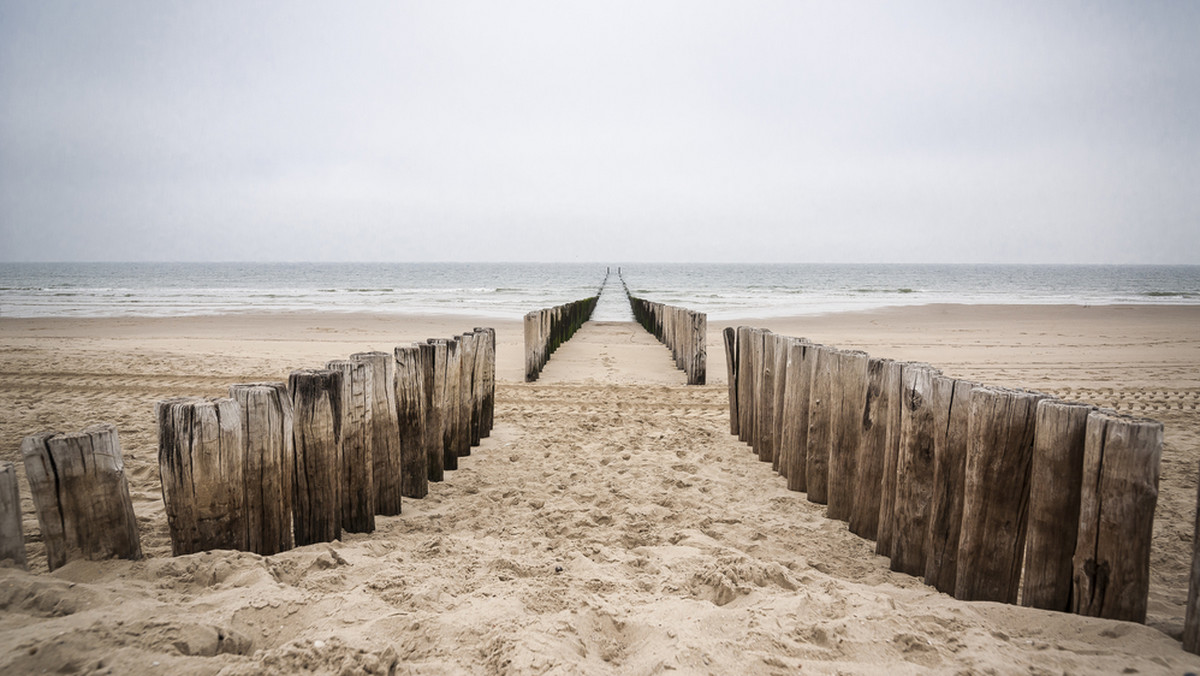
[2,304,1199,674]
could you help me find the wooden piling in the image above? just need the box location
[394,346,428,499]
[1185,460,1200,653]
[756,330,777,464]
[288,369,343,546]
[468,330,485,446]
[475,327,496,437]
[781,339,815,493]
[890,365,938,576]
[955,387,1046,603]
[418,341,445,482]
[228,383,295,556]
[327,359,375,533]
[723,327,739,436]
[875,360,906,558]
[806,345,840,505]
[350,352,402,516]
[156,399,246,556]
[736,326,755,445]
[923,376,976,593]
[456,333,474,456]
[1071,410,1162,623]
[0,461,28,570]
[1021,399,1093,611]
[849,357,893,540]
[828,350,869,522]
[770,334,790,474]
[442,338,462,471]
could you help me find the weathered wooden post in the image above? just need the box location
[288,369,343,546]
[756,330,777,464]
[0,461,28,570]
[524,310,540,382]
[849,357,893,540]
[770,333,790,474]
[473,327,496,438]
[1022,399,1093,611]
[889,365,939,575]
[22,425,142,569]
[394,346,428,499]
[781,339,814,493]
[875,360,907,558]
[955,387,1046,603]
[419,341,446,482]
[1071,410,1162,623]
[228,383,295,556]
[351,351,403,516]
[736,326,755,445]
[691,311,707,385]
[157,399,246,556]
[1185,459,1200,653]
[327,359,375,533]
[723,327,739,436]
[923,376,976,593]
[806,345,840,505]
[468,330,486,446]
[456,333,475,456]
[828,350,869,522]
[442,338,462,470]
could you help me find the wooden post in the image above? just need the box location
[326,359,375,533]
[469,330,486,446]
[781,340,814,493]
[22,425,141,569]
[955,387,1046,603]
[889,365,939,575]
[923,377,976,593]
[0,461,28,570]
[481,327,496,436]
[442,338,462,470]
[1022,399,1093,611]
[806,345,840,505]
[736,326,755,445]
[1184,460,1200,653]
[394,346,428,499]
[288,369,343,546]
[770,334,790,474]
[419,341,445,482]
[156,399,246,557]
[228,383,295,556]
[756,330,777,464]
[352,351,403,516]
[723,327,739,436]
[875,360,907,558]
[691,311,707,385]
[524,311,539,382]
[456,333,475,456]
[828,350,869,522]
[1071,410,1162,623]
[849,357,893,540]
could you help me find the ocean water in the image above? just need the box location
[1,262,1198,321]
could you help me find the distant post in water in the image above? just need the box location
[351,351,403,516]
[289,369,343,546]
[229,382,295,556]
[327,359,376,534]
[157,399,247,556]
[1071,410,1161,623]
[394,346,428,499]
[0,461,28,570]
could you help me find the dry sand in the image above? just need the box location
[1,305,1198,674]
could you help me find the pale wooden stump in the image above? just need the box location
[327,359,376,534]
[229,382,295,556]
[1,461,29,570]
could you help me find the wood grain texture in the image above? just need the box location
[288,369,343,546]
[736,326,755,445]
[806,345,839,505]
[875,360,906,558]
[890,365,938,576]
[781,340,814,493]
[394,346,428,500]
[229,382,295,555]
[0,461,28,569]
[1072,410,1161,623]
[828,350,869,522]
[156,399,246,557]
[419,341,445,483]
[723,327,739,436]
[923,377,975,593]
[351,352,403,516]
[849,357,892,540]
[327,359,376,533]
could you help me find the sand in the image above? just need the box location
[1,305,1198,674]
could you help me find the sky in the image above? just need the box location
[1,1,1197,264]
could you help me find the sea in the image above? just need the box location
[1,262,1198,322]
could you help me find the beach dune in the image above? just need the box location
[1,304,1198,674]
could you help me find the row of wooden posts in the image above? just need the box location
[0,328,495,570]
[723,326,1163,625]
[523,296,599,382]
[621,275,706,386]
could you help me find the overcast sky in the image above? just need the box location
[1,1,1197,264]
